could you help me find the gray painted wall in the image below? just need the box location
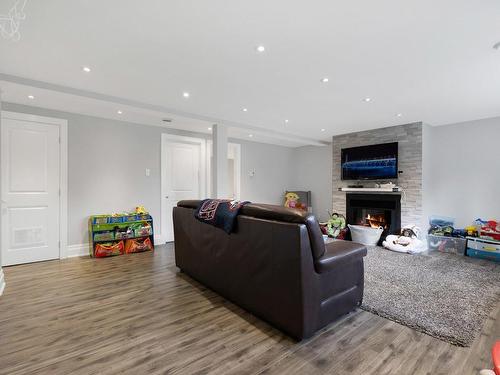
[424,117,500,227]
[237,139,294,205]
[332,123,423,228]
[290,145,333,222]
[3,103,294,245]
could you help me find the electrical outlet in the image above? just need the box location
[145,168,151,177]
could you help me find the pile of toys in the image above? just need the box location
[427,215,500,261]
[89,206,155,258]
[466,218,500,262]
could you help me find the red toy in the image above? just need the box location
[481,220,500,241]
[480,341,500,375]
[494,341,500,375]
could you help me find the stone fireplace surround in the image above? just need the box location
[346,193,401,242]
[332,122,423,230]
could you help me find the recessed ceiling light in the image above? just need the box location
[363,97,372,102]
[28,95,35,99]
[117,110,123,114]
[321,78,329,83]
[256,45,265,53]
[242,108,248,112]
[183,92,190,98]
[82,66,91,73]
[208,127,212,131]
[396,113,403,117]
[321,128,326,132]
[493,41,500,50]
[284,119,289,124]
[248,134,253,138]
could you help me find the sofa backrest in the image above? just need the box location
[177,200,326,260]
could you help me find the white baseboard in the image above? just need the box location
[67,243,90,258]
[154,234,166,245]
[0,268,5,296]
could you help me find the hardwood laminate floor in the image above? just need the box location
[0,244,497,375]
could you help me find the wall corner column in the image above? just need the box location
[211,124,228,199]
[0,87,5,295]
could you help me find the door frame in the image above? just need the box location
[0,111,68,262]
[160,134,207,243]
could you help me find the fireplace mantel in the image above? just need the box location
[338,187,402,193]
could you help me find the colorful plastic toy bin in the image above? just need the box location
[88,213,155,257]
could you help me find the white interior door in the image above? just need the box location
[1,117,61,266]
[161,135,206,242]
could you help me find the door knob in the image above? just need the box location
[165,196,169,199]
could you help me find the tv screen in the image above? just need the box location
[341,142,398,180]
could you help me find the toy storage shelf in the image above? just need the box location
[88,214,155,257]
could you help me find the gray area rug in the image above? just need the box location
[361,246,500,347]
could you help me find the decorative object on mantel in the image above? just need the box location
[338,185,402,193]
[383,225,426,254]
[362,246,500,347]
[348,224,383,246]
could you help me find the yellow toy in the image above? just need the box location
[135,206,148,214]
[284,192,307,211]
[284,192,300,209]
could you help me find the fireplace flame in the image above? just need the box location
[365,214,387,229]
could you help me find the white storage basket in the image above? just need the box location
[348,224,383,246]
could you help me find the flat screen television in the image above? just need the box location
[341,142,398,180]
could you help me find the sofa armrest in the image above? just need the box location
[315,240,367,274]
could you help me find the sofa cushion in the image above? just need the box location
[315,240,367,274]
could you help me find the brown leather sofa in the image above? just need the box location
[173,200,367,340]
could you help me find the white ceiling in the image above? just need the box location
[1,0,500,146]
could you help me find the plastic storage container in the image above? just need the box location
[427,234,466,255]
[466,237,500,262]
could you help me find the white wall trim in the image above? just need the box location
[0,268,5,296]
[160,134,207,243]
[0,111,69,262]
[67,243,90,258]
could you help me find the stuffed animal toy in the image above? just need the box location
[284,192,299,208]
[383,225,426,254]
[135,206,148,214]
[327,213,346,238]
[284,192,306,210]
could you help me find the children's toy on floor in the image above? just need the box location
[476,218,500,241]
[89,207,155,258]
[383,225,426,254]
[428,215,455,236]
[478,341,500,375]
[467,237,500,262]
[326,212,347,239]
[427,215,468,255]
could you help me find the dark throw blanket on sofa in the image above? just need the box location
[194,199,250,234]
